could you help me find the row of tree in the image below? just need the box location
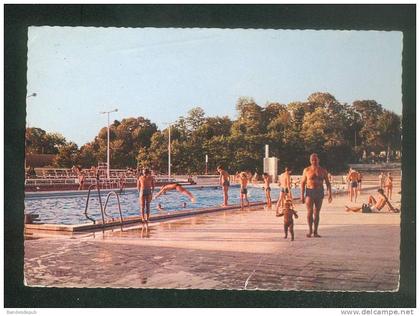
[25,92,402,173]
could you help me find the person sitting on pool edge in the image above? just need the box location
[345,188,399,213]
[137,168,155,222]
[153,183,196,202]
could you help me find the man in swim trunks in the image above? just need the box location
[263,173,272,209]
[153,183,195,202]
[345,188,399,213]
[137,168,155,222]
[347,168,359,202]
[357,171,363,192]
[300,153,332,238]
[237,172,250,208]
[276,167,293,213]
[217,165,230,206]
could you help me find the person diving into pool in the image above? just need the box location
[153,183,196,202]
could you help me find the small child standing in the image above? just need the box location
[277,199,298,241]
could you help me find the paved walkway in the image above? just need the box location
[24,187,401,291]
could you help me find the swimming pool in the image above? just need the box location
[25,185,302,225]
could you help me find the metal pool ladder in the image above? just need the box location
[83,183,124,226]
[103,191,124,224]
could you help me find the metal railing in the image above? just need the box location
[83,179,124,227]
[103,191,124,225]
[83,183,105,225]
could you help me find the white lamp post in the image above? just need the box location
[26,93,37,128]
[100,108,118,179]
[168,124,171,181]
[163,122,175,182]
[25,93,37,170]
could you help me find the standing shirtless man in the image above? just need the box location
[276,167,293,212]
[300,153,332,238]
[384,172,393,200]
[217,165,230,206]
[347,168,359,202]
[137,168,155,222]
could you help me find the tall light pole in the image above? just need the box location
[163,122,175,182]
[168,124,171,181]
[25,93,37,170]
[100,108,118,179]
[26,93,37,128]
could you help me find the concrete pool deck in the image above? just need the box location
[24,185,401,291]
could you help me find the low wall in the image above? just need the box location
[348,163,401,172]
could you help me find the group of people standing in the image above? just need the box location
[217,153,332,239]
[136,153,398,241]
[346,168,394,202]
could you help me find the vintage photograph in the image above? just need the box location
[23,25,404,292]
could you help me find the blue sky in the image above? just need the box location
[27,27,402,146]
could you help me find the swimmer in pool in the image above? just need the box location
[157,201,188,211]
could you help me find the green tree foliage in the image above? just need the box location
[231,97,263,136]
[90,116,158,169]
[377,110,402,162]
[25,128,67,154]
[28,93,401,173]
[54,142,79,168]
[77,143,97,168]
[307,92,337,108]
[137,131,168,172]
[352,100,384,154]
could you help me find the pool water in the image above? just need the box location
[25,186,302,225]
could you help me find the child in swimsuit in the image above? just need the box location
[277,199,298,241]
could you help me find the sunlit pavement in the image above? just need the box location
[24,185,401,291]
